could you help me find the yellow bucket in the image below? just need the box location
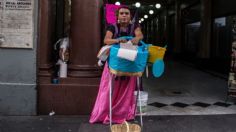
[148,45,166,63]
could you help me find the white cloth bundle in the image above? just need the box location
[97,45,111,61]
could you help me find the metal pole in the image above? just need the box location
[137,77,143,127]
[109,74,113,128]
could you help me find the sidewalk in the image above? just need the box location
[1,115,236,132]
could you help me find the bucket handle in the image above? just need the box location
[110,121,129,132]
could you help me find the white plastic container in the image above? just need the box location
[57,59,68,78]
[59,62,67,78]
[134,91,148,114]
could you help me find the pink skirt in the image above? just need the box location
[89,63,137,124]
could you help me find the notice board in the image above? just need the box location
[0,0,34,48]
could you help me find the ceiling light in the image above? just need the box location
[149,10,154,15]
[155,3,161,9]
[144,15,148,19]
[141,18,144,21]
[115,2,121,6]
[135,2,141,8]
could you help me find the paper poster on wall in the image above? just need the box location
[0,0,34,48]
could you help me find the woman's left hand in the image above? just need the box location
[131,37,140,45]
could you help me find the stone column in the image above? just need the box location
[157,14,161,43]
[174,0,182,53]
[153,18,158,45]
[164,6,169,46]
[38,0,102,115]
[38,0,56,78]
[68,0,102,77]
[198,0,212,58]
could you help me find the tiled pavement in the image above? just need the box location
[144,101,236,115]
[141,60,236,115]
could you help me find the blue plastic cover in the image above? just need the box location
[152,59,165,77]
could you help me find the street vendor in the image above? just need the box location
[89,6,143,124]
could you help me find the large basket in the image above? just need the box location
[111,121,141,132]
[148,45,166,63]
[108,36,149,77]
